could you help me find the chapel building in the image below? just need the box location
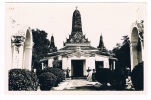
[41,8,117,77]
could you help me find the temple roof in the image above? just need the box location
[59,46,98,51]
[40,50,112,62]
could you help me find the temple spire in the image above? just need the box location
[98,34,106,52]
[64,8,90,46]
[50,35,57,52]
[71,7,83,35]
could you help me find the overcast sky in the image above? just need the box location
[6,3,146,50]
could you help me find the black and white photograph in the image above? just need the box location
[5,2,147,94]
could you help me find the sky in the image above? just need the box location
[5,3,146,50]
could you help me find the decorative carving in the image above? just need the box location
[135,20,144,47]
[76,51,81,58]
[11,35,25,47]
[68,32,90,44]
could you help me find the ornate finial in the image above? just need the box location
[76,6,78,10]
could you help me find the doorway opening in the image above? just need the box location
[71,60,85,77]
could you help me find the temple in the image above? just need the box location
[41,8,117,77]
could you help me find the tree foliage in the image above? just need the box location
[112,35,131,70]
[32,29,50,68]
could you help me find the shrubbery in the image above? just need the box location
[95,68,112,85]
[38,72,57,91]
[112,67,126,90]
[131,61,144,91]
[41,67,65,85]
[95,67,127,90]
[9,69,39,91]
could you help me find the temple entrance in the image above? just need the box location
[71,60,84,77]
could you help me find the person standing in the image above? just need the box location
[92,69,96,82]
[66,67,70,78]
[87,69,93,82]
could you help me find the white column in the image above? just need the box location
[23,43,32,71]
[11,44,14,69]
[48,59,53,67]
[67,58,71,76]
[12,43,24,69]
[62,57,68,70]
[141,45,144,62]
[18,44,24,68]
[113,61,115,70]
[12,45,20,68]
[130,42,138,71]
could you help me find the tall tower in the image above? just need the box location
[71,7,83,36]
[50,35,57,52]
[98,34,106,52]
[64,7,90,46]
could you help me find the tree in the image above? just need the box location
[112,35,131,71]
[32,29,50,70]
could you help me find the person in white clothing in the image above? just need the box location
[87,70,93,82]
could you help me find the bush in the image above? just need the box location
[131,61,144,91]
[41,67,65,85]
[38,72,57,91]
[34,62,42,76]
[9,69,39,91]
[112,67,126,90]
[95,68,112,85]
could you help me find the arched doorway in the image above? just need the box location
[130,25,143,70]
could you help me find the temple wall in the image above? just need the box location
[95,55,110,69]
[47,54,111,77]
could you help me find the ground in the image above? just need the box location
[52,79,116,91]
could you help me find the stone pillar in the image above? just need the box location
[23,43,33,70]
[11,35,25,69]
[67,58,71,77]
[141,42,144,61]
[130,42,138,70]
[113,61,115,70]
[62,57,68,70]
[12,44,20,68]
[23,28,33,71]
